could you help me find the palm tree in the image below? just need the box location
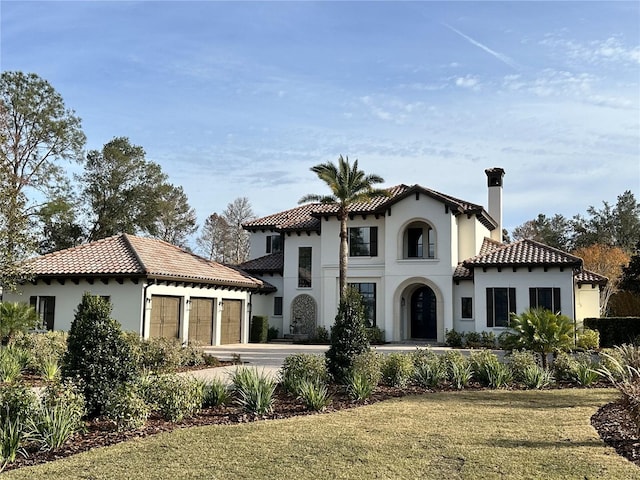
[299,155,388,300]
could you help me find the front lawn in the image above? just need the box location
[4,389,637,480]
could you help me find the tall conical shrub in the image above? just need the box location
[62,293,138,417]
[326,288,371,383]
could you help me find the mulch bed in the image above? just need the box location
[5,376,638,472]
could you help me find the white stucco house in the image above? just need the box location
[241,168,606,342]
[2,234,274,345]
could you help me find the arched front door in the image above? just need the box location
[411,286,437,339]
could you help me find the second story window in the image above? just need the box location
[298,247,312,287]
[404,222,435,259]
[266,234,282,254]
[349,227,378,257]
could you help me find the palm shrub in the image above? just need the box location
[62,293,138,418]
[325,288,371,383]
[503,308,573,368]
[230,367,276,415]
[280,353,328,395]
[380,353,414,388]
[0,302,39,346]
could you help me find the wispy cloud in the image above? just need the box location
[455,75,481,90]
[443,23,521,71]
[540,34,640,67]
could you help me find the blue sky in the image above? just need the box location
[2,1,639,239]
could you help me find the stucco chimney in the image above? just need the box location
[485,167,505,242]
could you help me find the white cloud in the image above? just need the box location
[455,75,481,90]
[540,34,640,67]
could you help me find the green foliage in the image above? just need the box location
[521,364,553,389]
[10,331,68,372]
[40,380,86,430]
[577,328,600,350]
[143,374,203,422]
[481,331,497,349]
[0,348,24,383]
[412,350,446,388]
[295,378,331,411]
[445,329,464,348]
[280,353,328,395]
[464,332,482,348]
[250,316,269,343]
[442,351,472,389]
[504,308,573,368]
[0,383,37,464]
[325,288,371,383]
[350,350,382,387]
[28,403,81,451]
[124,335,203,373]
[62,293,138,418]
[584,317,640,348]
[38,355,60,382]
[470,351,503,387]
[104,382,150,431]
[506,350,539,383]
[380,353,414,388]
[365,327,385,345]
[0,302,39,345]
[267,327,279,341]
[552,351,579,382]
[313,326,330,344]
[202,379,230,408]
[230,368,276,415]
[346,371,376,402]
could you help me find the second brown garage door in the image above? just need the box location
[188,298,215,345]
[220,299,241,344]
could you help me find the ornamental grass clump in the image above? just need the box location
[296,378,331,412]
[202,379,231,408]
[572,352,600,387]
[346,371,376,402]
[412,348,446,388]
[521,364,553,389]
[230,367,276,415]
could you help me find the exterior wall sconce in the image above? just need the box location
[185,298,191,311]
[146,297,152,305]
[218,300,224,311]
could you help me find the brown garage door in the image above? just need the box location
[150,295,180,339]
[188,298,214,345]
[220,299,241,344]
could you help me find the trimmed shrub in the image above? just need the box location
[313,326,330,344]
[250,316,269,343]
[62,294,138,418]
[104,383,150,431]
[143,374,204,422]
[507,350,539,383]
[584,317,640,348]
[365,327,385,345]
[577,328,600,350]
[267,327,279,342]
[350,350,382,387]
[481,331,497,349]
[464,332,482,349]
[11,331,68,372]
[445,329,464,348]
[380,353,414,388]
[553,351,578,383]
[325,288,371,383]
[280,353,328,395]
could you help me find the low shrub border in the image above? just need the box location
[585,317,640,347]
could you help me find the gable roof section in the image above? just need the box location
[25,234,269,291]
[237,252,284,275]
[244,184,497,232]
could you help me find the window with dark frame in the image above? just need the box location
[29,295,56,331]
[266,234,282,254]
[348,227,378,257]
[273,296,283,316]
[486,287,516,328]
[461,297,473,318]
[406,224,435,258]
[349,282,376,327]
[529,287,561,313]
[298,247,312,287]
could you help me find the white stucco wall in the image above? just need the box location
[249,275,284,335]
[575,284,601,329]
[452,280,476,332]
[472,268,575,333]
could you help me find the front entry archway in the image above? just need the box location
[410,286,437,339]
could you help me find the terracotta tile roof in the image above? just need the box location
[463,239,582,268]
[26,234,267,291]
[237,252,284,274]
[576,269,608,285]
[244,184,497,232]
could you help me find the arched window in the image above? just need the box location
[403,222,435,259]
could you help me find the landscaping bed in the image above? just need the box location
[4,376,636,472]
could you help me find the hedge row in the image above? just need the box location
[250,315,269,343]
[584,317,640,347]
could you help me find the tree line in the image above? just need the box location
[0,71,254,291]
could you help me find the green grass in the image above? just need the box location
[5,389,639,480]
